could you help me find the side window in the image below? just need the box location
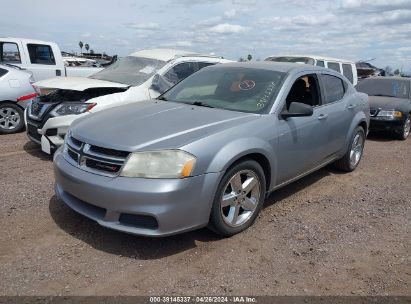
[164,62,196,85]
[27,44,56,65]
[197,62,216,70]
[321,74,345,104]
[342,64,354,84]
[316,60,325,67]
[285,74,320,110]
[0,67,8,77]
[327,62,340,73]
[1,43,21,63]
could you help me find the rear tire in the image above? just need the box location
[0,102,25,134]
[333,126,365,172]
[396,115,410,140]
[209,160,266,237]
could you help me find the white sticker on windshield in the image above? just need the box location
[139,66,156,74]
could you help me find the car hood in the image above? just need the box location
[368,96,409,110]
[34,76,129,91]
[71,101,259,151]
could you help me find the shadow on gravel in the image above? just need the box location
[366,131,398,142]
[24,142,52,161]
[49,196,221,260]
[264,168,331,208]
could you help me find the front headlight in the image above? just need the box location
[377,110,403,119]
[50,103,96,116]
[120,150,196,178]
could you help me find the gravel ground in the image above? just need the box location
[0,132,409,296]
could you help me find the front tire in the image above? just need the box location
[0,102,25,134]
[396,115,410,140]
[333,126,365,172]
[209,160,266,237]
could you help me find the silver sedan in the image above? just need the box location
[54,62,370,237]
[0,64,37,133]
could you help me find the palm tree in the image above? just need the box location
[247,54,252,61]
[85,43,90,53]
[79,41,83,55]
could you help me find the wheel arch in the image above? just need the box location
[0,100,24,110]
[205,138,276,192]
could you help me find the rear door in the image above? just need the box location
[22,43,64,80]
[318,73,352,155]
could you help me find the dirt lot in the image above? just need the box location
[0,132,409,296]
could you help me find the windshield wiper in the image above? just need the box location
[190,101,215,108]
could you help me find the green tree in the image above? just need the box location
[85,43,90,53]
[79,41,83,55]
[247,54,252,61]
[394,68,400,75]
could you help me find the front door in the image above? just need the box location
[275,74,331,184]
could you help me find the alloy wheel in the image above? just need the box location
[349,131,365,168]
[0,107,21,130]
[220,169,261,227]
[403,117,410,139]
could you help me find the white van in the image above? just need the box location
[265,55,358,85]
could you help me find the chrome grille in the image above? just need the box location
[64,136,130,177]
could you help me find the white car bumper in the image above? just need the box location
[26,113,88,154]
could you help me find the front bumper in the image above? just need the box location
[369,117,404,133]
[26,113,85,154]
[53,149,222,237]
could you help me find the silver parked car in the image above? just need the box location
[54,62,370,237]
[0,64,37,133]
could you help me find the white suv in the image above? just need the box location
[26,49,232,154]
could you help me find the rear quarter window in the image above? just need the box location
[316,60,325,67]
[342,64,354,84]
[327,62,340,73]
[321,74,345,104]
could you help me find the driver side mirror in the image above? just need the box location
[281,102,313,118]
[150,73,173,94]
[150,74,161,92]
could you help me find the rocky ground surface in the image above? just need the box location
[0,132,409,296]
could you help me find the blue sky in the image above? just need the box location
[1,0,410,73]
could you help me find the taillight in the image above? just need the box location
[17,92,38,102]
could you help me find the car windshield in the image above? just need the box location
[89,56,166,86]
[162,67,286,114]
[356,78,410,99]
[266,56,315,65]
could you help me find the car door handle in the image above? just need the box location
[318,114,328,120]
[347,104,356,110]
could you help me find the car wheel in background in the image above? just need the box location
[396,115,410,140]
[0,102,25,134]
[209,160,266,237]
[333,126,365,172]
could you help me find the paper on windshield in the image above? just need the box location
[139,66,156,74]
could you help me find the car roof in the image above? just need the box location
[265,54,355,64]
[0,37,58,45]
[207,61,325,73]
[128,48,223,61]
[361,76,410,81]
